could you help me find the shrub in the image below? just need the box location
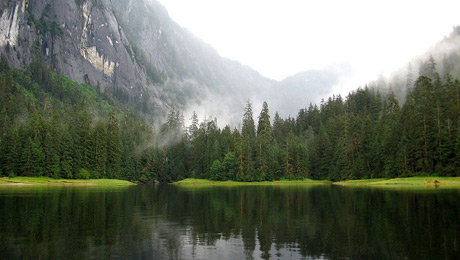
[77,168,90,179]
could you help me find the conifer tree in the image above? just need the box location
[92,122,107,178]
[240,101,256,180]
[60,130,74,178]
[256,102,273,179]
[380,92,402,177]
[413,76,436,173]
[107,111,122,178]
[188,111,199,140]
[242,101,256,139]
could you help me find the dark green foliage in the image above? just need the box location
[26,3,64,38]
[171,56,460,181]
[221,152,238,180]
[1,55,460,182]
[0,58,155,181]
[209,159,223,181]
[242,100,256,138]
[107,111,122,178]
[129,44,165,84]
[77,168,90,179]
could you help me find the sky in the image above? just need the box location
[156,0,460,88]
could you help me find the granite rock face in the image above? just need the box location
[1,0,147,96]
[0,0,274,116]
[1,0,355,121]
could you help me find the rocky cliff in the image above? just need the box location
[0,0,276,117]
[2,0,359,124]
[1,0,148,96]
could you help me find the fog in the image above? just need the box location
[179,63,351,128]
[158,0,460,82]
[142,0,460,128]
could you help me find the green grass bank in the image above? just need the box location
[334,177,460,188]
[0,177,136,187]
[174,177,460,188]
[5,177,460,188]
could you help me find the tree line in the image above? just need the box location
[0,57,150,180]
[158,56,460,181]
[1,56,460,182]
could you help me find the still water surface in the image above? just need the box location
[0,184,459,259]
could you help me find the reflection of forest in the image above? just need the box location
[165,186,460,260]
[0,186,459,260]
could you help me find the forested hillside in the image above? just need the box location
[178,56,460,181]
[1,53,460,182]
[0,57,155,181]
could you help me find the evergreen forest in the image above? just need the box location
[1,55,460,182]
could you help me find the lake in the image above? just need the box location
[0,184,459,259]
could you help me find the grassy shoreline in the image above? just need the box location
[0,177,136,187]
[334,177,460,188]
[5,176,460,188]
[173,177,460,188]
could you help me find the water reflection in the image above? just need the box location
[0,185,459,259]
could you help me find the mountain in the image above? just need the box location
[0,0,348,122]
[1,0,147,96]
[367,26,460,101]
[2,1,460,182]
[0,0,272,118]
[271,63,352,116]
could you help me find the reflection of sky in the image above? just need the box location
[143,210,325,259]
[163,228,327,260]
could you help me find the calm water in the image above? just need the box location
[0,184,459,260]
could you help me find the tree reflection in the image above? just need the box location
[0,185,459,259]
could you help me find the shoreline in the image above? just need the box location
[333,177,460,187]
[172,178,331,186]
[173,177,460,188]
[0,177,136,187]
[3,176,460,188]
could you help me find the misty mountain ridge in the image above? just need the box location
[274,63,352,116]
[3,0,460,184]
[367,26,460,102]
[1,0,460,127]
[0,0,352,125]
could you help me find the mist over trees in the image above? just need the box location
[2,27,460,181]
[1,55,458,182]
[176,58,460,181]
[163,48,460,181]
[370,27,460,102]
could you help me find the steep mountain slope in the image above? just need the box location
[0,0,148,95]
[0,0,348,122]
[370,26,460,101]
[110,0,278,121]
[2,1,460,182]
[111,0,274,93]
[272,63,352,116]
[0,0,276,118]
